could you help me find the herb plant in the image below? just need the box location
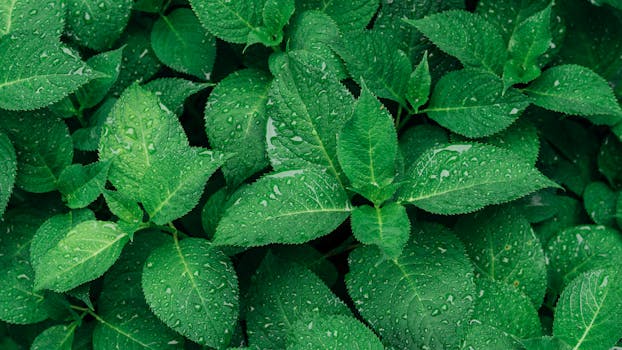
[1,0,622,349]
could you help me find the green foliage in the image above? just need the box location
[1,1,622,348]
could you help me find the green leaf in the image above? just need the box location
[266,52,354,184]
[553,269,622,350]
[188,0,262,44]
[246,253,350,349]
[286,314,383,350]
[406,52,431,112]
[425,69,531,138]
[503,6,552,88]
[407,10,506,74]
[103,189,143,226]
[30,210,95,272]
[0,111,73,193]
[72,97,115,152]
[546,225,622,294]
[140,148,223,225]
[521,336,572,350]
[31,324,76,350]
[533,194,586,244]
[151,8,216,80]
[0,32,98,111]
[57,162,111,209]
[351,203,410,259]
[110,27,162,95]
[75,47,124,110]
[65,0,133,50]
[0,211,52,324]
[205,69,271,188]
[94,230,184,350]
[294,0,378,31]
[398,124,448,172]
[98,84,188,199]
[346,223,475,349]
[598,134,622,189]
[398,143,557,215]
[473,279,542,339]
[0,132,16,217]
[455,206,547,306]
[0,0,65,39]
[583,182,617,227]
[143,78,211,116]
[524,65,622,118]
[332,29,411,106]
[262,0,294,35]
[480,119,540,165]
[34,220,129,292]
[141,237,239,348]
[337,86,398,203]
[213,168,351,247]
[463,324,524,350]
[287,11,346,80]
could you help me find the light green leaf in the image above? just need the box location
[0,0,64,39]
[94,230,184,350]
[143,78,211,116]
[407,10,506,74]
[103,189,143,225]
[205,69,271,188]
[473,279,542,339]
[31,324,76,350]
[425,69,531,138]
[346,223,475,349]
[583,182,617,227]
[140,148,223,225]
[546,225,622,294]
[30,210,95,271]
[213,168,351,247]
[0,211,52,324]
[0,32,98,111]
[332,29,411,106]
[337,86,398,203]
[286,314,383,350]
[455,206,547,306]
[0,111,73,193]
[553,269,622,350]
[246,253,350,349]
[398,143,557,215]
[351,203,410,259]
[524,65,622,118]
[66,0,132,50]
[141,237,239,348]
[99,84,188,198]
[294,0,378,31]
[407,52,431,112]
[57,162,110,209]
[188,0,262,44]
[503,6,552,88]
[201,188,229,239]
[266,52,353,185]
[34,220,129,292]
[75,47,124,110]
[0,132,16,217]
[151,8,216,80]
[287,11,346,80]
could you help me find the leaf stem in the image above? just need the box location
[323,236,360,258]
